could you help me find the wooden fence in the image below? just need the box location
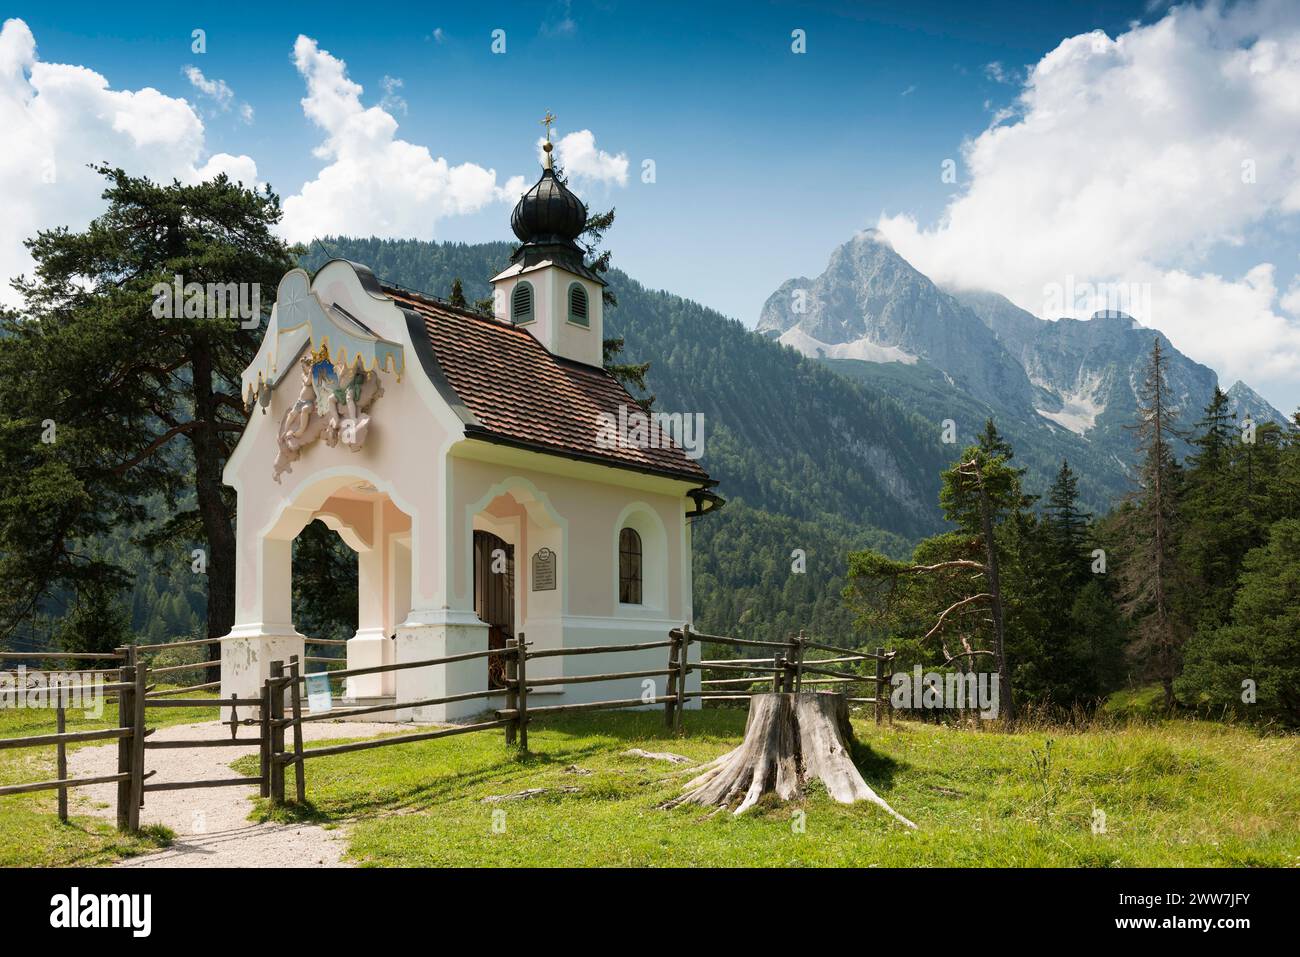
[2,627,898,821]
[0,649,139,827]
[678,626,897,725]
[266,633,684,805]
[266,626,896,806]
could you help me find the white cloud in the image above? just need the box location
[379,75,406,115]
[280,35,526,243]
[1281,271,1300,317]
[877,0,1300,409]
[0,18,257,304]
[185,65,254,123]
[184,65,232,109]
[540,129,629,188]
[983,61,1015,84]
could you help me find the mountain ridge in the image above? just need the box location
[759,231,1288,510]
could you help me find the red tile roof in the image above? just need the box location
[386,285,712,485]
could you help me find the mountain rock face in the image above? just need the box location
[763,232,1287,510]
[1226,379,1292,427]
[757,230,1036,409]
[951,290,1219,446]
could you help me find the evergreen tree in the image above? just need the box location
[1043,459,1090,587]
[448,277,467,308]
[1181,389,1259,631]
[57,578,132,656]
[0,166,296,676]
[849,444,1025,720]
[1113,338,1187,709]
[1177,518,1300,724]
[1187,386,1234,474]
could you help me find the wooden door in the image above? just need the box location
[473,531,514,689]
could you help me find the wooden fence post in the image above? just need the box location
[288,655,306,804]
[56,705,67,824]
[792,630,806,693]
[675,624,689,734]
[886,652,895,726]
[129,646,146,831]
[664,630,680,730]
[516,633,529,753]
[115,651,132,832]
[269,660,285,804]
[874,647,885,726]
[504,638,518,746]
[259,682,271,799]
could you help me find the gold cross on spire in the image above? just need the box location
[540,111,557,169]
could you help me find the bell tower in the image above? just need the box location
[490,113,605,367]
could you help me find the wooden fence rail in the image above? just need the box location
[264,624,896,808]
[0,649,146,829]
[3,627,897,825]
[675,627,896,725]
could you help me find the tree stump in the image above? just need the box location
[666,692,916,827]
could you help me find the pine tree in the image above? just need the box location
[849,445,1025,720]
[1182,388,1255,630]
[1043,459,1090,586]
[1114,338,1187,709]
[449,277,467,308]
[0,166,297,677]
[1187,386,1233,474]
[1177,518,1300,724]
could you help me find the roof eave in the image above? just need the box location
[461,426,714,489]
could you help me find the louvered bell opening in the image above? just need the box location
[511,282,534,324]
[568,283,589,326]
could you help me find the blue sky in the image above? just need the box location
[5,1,1300,410]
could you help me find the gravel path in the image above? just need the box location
[67,718,400,868]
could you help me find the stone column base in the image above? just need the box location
[345,630,395,699]
[395,612,490,722]
[221,627,306,719]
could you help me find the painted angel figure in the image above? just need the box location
[332,358,372,449]
[283,356,318,452]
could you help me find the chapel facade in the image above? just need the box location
[220,136,720,720]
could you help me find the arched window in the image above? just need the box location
[618,527,642,604]
[511,281,534,324]
[568,282,589,327]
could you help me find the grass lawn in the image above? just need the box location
[0,692,218,867]
[239,707,1300,867]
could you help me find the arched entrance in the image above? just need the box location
[473,530,514,689]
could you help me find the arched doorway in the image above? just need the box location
[473,531,514,690]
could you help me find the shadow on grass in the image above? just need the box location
[267,712,751,821]
[850,736,907,791]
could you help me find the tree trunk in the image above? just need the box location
[666,692,915,827]
[974,471,1015,722]
[188,336,238,685]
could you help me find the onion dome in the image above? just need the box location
[510,148,588,245]
[503,120,605,285]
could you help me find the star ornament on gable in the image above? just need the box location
[276,270,314,331]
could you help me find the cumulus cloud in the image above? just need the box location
[877,0,1300,408]
[184,66,232,109]
[0,18,257,304]
[185,64,253,123]
[541,128,629,188]
[280,35,527,243]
